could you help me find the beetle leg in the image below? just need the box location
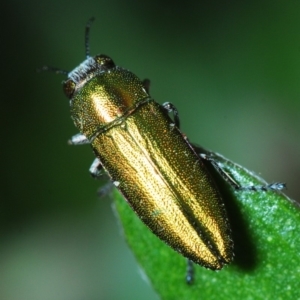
[68,133,90,145]
[186,259,194,284]
[97,181,114,198]
[89,157,103,179]
[200,153,241,189]
[89,158,114,197]
[193,145,286,192]
[142,79,151,94]
[162,102,180,128]
[70,135,113,197]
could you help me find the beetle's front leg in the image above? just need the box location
[90,158,114,197]
[89,157,103,179]
[142,79,151,94]
[68,133,90,145]
[69,135,113,196]
[186,259,194,284]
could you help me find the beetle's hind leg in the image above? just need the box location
[194,145,285,192]
[162,102,180,128]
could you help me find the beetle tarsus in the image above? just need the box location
[199,152,286,192]
[186,259,194,284]
[237,182,286,192]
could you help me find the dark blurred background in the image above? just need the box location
[1,1,300,299]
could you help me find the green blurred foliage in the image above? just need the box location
[1,1,300,299]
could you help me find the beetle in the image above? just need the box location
[41,18,285,283]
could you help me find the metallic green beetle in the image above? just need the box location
[60,19,234,273]
[42,19,285,283]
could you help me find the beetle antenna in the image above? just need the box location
[36,66,69,75]
[85,17,95,58]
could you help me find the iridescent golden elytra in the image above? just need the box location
[66,52,233,268]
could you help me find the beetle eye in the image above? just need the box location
[63,79,76,99]
[95,54,115,69]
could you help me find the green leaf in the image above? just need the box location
[113,152,300,300]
